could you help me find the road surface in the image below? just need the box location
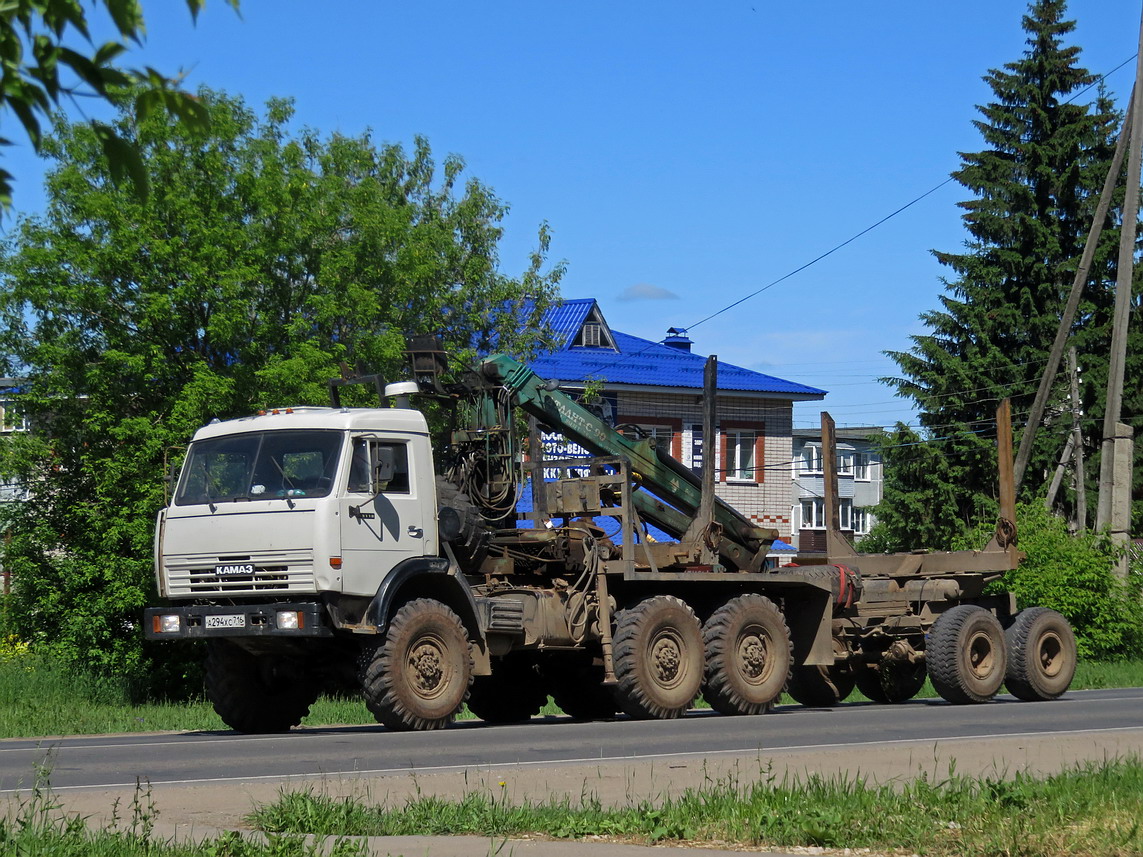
[2,687,1141,848]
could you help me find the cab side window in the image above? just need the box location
[347,440,411,494]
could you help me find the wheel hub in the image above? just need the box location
[967,631,995,678]
[737,633,768,680]
[410,642,444,692]
[1038,632,1063,676]
[652,635,682,684]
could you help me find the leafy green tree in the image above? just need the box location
[0,0,237,208]
[881,0,1140,549]
[0,88,563,694]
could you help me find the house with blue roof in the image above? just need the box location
[528,299,825,551]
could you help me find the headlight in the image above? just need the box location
[276,610,302,630]
[153,614,181,634]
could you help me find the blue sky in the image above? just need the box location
[3,1,1138,428]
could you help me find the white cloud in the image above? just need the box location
[617,283,680,302]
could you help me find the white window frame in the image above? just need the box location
[800,445,822,475]
[799,497,853,530]
[838,450,854,476]
[725,429,756,482]
[853,506,872,535]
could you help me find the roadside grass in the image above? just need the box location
[1,772,367,856]
[1,652,1140,739]
[251,756,1143,856]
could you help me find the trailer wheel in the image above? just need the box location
[786,664,855,707]
[702,595,791,715]
[466,656,549,724]
[611,596,703,719]
[205,640,319,733]
[361,598,472,730]
[853,659,927,703]
[927,605,1007,704]
[1004,608,1077,701]
[785,636,855,707]
[543,654,617,720]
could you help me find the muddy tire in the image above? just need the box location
[543,654,617,720]
[927,605,1007,704]
[611,596,703,719]
[702,595,791,715]
[361,598,473,730]
[786,663,856,707]
[1004,608,1077,701]
[467,656,549,724]
[205,641,319,733]
[854,659,927,703]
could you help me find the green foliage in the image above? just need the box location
[881,0,1141,548]
[0,1,239,208]
[954,502,1142,658]
[0,88,563,696]
[871,423,998,551]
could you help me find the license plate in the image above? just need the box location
[205,614,246,629]
[215,563,254,575]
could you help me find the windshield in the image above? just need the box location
[175,430,344,505]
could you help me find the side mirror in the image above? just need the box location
[373,447,396,493]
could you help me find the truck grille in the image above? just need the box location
[162,549,316,596]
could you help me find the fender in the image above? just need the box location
[364,555,481,638]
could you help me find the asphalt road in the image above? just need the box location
[2,686,1140,795]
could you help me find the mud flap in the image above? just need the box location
[784,588,834,667]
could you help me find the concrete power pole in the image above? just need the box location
[1094,7,1143,577]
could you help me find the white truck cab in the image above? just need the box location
[156,406,439,605]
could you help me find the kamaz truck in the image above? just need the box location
[145,339,1077,732]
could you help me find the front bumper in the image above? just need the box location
[144,602,333,640]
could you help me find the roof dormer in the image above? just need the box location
[573,304,617,351]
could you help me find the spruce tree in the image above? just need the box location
[880,0,1138,549]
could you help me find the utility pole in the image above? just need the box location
[1092,7,1143,576]
[1068,347,1087,532]
[1012,94,1133,491]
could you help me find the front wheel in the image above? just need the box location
[205,641,319,734]
[1004,608,1077,701]
[702,595,791,715]
[927,605,1007,704]
[361,599,473,731]
[611,595,703,719]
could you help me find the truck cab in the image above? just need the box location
[155,405,439,617]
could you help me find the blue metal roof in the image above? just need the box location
[530,300,825,398]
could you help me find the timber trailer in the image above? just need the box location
[145,337,1077,732]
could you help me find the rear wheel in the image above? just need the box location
[853,658,927,703]
[927,605,1007,704]
[786,664,855,707]
[467,656,549,723]
[702,595,791,715]
[205,641,319,734]
[361,599,472,730]
[785,637,855,707]
[543,653,617,720]
[611,596,703,719]
[1004,608,1077,701]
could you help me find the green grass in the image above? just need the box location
[1,772,367,856]
[252,757,1143,856]
[0,652,1140,739]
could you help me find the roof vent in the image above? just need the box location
[664,327,692,352]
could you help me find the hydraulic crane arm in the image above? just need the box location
[478,354,777,565]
